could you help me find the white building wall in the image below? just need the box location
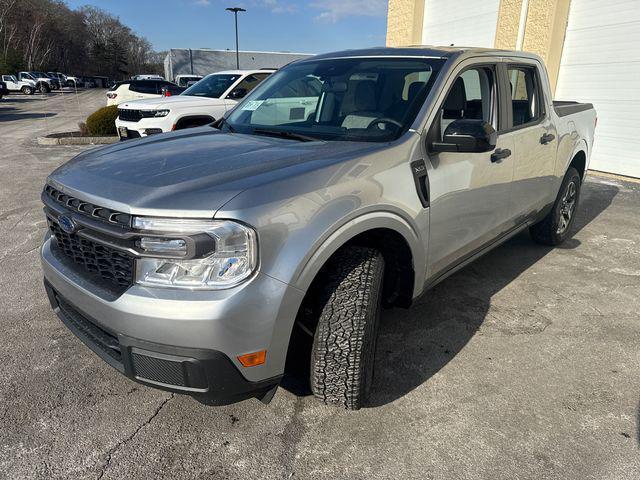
[421,0,501,48]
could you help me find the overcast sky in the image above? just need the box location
[65,0,388,54]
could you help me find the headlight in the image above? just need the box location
[139,109,170,118]
[133,218,257,290]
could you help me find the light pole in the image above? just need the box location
[225,7,246,69]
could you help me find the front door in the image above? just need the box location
[426,64,515,278]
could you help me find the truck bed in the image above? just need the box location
[553,101,594,117]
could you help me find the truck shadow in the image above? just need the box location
[368,179,618,407]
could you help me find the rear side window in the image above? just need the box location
[129,81,158,94]
[507,66,544,127]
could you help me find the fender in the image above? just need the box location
[292,210,427,300]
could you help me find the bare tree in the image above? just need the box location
[0,0,161,78]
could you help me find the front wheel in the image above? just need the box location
[37,83,50,94]
[21,86,34,95]
[310,246,384,410]
[530,166,581,245]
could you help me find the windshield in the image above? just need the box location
[224,57,445,142]
[182,74,240,98]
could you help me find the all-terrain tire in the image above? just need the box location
[310,246,384,410]
[530,166,582,246]
[21,86,33,95]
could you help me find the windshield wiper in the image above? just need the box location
[252,128,317,142]
[212,117,235,133]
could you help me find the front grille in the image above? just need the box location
[49,221,134,293]
[44,185,131,228]
[118,108,143,122]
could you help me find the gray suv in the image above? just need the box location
[41,47,595,409]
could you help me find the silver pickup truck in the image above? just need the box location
[41,47,596,409]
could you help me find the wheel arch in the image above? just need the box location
[563,140,588,181]
[292,211,425,304]
[174,115,215,130]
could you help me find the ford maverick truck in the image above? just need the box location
[41,47,596,409]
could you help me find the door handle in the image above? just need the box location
[540,133,555,144]
[490,148,511,163]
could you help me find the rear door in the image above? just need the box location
[503,62,556,219]
[426,61,515,278]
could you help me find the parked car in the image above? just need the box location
[48,72,68,87]
[132,74,164,80]
[1,74,35,94]
[106,79,180,106]
[17,72,51,93]
[41,47,596,409]
[160,84,186,97]
[36,72,60,90]
[0,80,8,99]
[115,70,274,139]
[64,75,84,88]
[175,74,203,87]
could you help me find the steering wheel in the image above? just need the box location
[368,117,404,130]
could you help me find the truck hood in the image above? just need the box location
[47,127,382,218]
[120,95,225,111]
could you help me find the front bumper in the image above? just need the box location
[115,117,172,139]
[41,235,305,404]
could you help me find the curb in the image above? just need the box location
[37,134,119,146]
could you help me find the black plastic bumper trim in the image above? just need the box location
[44,279,282,405]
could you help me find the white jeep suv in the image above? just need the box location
[115,70,274,140]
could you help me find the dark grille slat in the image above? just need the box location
[44,185,131,228]
[49,221,133,294]
[118,109,143,122]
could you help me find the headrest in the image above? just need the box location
[407,82,427,103]
[353,81,377,111]
[443,77,466,111]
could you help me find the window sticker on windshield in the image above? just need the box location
[242,100,264,111]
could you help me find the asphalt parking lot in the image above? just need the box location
[1,90,639,480]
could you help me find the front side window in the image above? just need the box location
[182,74,241,98]
[227,73,271,99]
[507,66,543,127]
[438,66,496,139]
[224,57,445,142]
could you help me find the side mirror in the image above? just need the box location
[430,119,497,153]
[227,87,247,99]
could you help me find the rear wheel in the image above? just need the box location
[309,246,384,410]
[21,86,34,95]
[530,166,581,245]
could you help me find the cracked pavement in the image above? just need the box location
[1,91,640,479]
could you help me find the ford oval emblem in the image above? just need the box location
[58,215,76,234]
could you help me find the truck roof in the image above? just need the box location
[308,46,544,63]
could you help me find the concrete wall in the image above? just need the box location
[164,49,313,82]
